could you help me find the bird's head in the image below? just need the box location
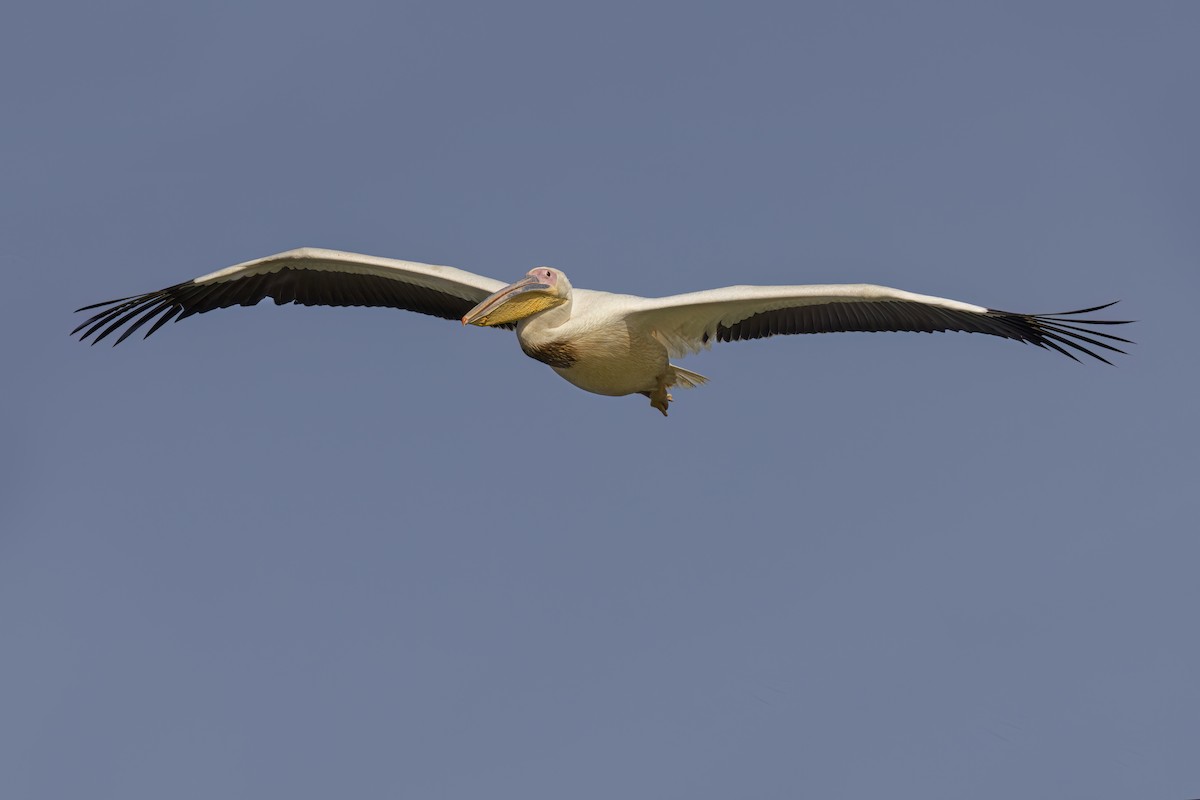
[461,267,571,326]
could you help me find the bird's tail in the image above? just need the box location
[669,364,709,389]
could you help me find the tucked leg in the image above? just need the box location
[647,382,672,416]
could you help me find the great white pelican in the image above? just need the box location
[73,248,1132,415]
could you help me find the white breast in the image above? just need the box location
[518,290,670,397]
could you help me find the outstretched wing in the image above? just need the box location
[73,248,512,345]
[626,284,1133,364]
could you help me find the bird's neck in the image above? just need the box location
[518,297,573,336]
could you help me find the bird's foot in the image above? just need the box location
[649,389,673,416]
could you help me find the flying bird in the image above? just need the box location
[73,248,1133,415]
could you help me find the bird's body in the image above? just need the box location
[515,289,691,401]
[74,248,1132,415]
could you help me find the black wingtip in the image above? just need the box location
[1050,300,1122,316]
[74,294,140,314]
[984,300,1135,365]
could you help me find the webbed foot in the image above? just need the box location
[649,389,672,416]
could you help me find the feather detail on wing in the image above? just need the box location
[73,248,513,345]
[626,284,1133,364]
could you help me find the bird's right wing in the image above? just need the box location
[73,248,512,345]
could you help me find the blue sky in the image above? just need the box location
[3,2,1198,797]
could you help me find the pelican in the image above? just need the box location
[73,248,1132,415]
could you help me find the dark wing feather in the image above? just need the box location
[633,284,1134,364]
[73,250,513,345]
[714,300,1133,364]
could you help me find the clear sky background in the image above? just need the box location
[3,2,1198,798]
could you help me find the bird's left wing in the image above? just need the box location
[625,283,1132,363]
[73,248,512,345]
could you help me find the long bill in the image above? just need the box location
[461,277,553,326]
